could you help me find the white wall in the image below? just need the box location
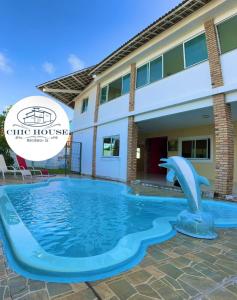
[135,61,212,114]
[96,118,128,181]
[73,128,94,175]
[72,86,96,131]
[98,94,129,123]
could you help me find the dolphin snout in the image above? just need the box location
[159,158,170,168]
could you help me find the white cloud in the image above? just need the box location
[42,62,55,74]
[0,52,12,73]
[68,54,85,71]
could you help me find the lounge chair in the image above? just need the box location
[16,155,49,177]
[0,154,30,180]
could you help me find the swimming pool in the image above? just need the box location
[0,178,237,282]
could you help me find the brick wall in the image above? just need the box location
[129,63,136,112]
[213,94,234,197]
[94,83,100,123]
[127,116,138,181]
[127,63,138,182]
[204,19,223,88]
[205,19,234,197]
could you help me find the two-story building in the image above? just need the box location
[38,0,237,198]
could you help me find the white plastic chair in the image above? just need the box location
[0,154,31,180]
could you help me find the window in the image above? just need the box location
[184,33,208,67]
[181,137,211,160]
[150,56,163,83]
[164,45,184,77]
[103,136,120,157]
[100,86,108,104]
[81,98,88,113]
[217,15,237,54]
[122,74,130,94]
[100,74,130,104]
[136,63,149,88]
[108,78,122,101]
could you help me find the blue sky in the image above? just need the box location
[0,0,182,119]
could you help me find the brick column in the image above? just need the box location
[205,19,234,197]
[127,63,137,182]
[92,83,100,177]
[127,116,138,182]
[94,83,100,123]
[213,94,234,196]
[129,63,136,111]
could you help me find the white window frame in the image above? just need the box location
[100,72,131,105]
[178,135,213,163]
[149,55,163,83]
[215,13,237,55]
[102,135,120,158]
[183,32,208,69]
[136,62,149,89]
[135,32,209,91]
[121,73,131,95]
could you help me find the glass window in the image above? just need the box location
[196,139,208,159]
[103,136,120,157]
[108,78,122,101]
[103,137,112,156]
[217,15,237,54]
[122,74,131,94]
[100,86,108,104]
[81,98,88,113]
[136,63,149,88]
[182,140,194,158]
[184,33,208,67]
[181,138,211,160]
[163,45,184,77]
[136,147,141,159]
[150,56,163,83]
[112,136,120,156]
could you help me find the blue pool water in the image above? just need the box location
[5,179,237,259]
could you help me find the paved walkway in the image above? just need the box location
[0,229,236,300]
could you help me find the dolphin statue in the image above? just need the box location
[159,156,210,213]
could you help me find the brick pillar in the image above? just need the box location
[129,63,136,111]
[127,116,138,182]
[92,83,100,177]
[92,125,97,177]
[94,83,100,123]
[205,19,234,197]
[127,63,137,182]
[213,94,234,197]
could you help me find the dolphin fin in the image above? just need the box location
[166,169,176,183]
[198,175,210,186]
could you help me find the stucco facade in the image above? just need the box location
[43,0,237,197]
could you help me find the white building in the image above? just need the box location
[38,0,237,198]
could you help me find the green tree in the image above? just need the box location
[0,107,14,165]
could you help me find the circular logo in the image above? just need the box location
[4,96,70,161]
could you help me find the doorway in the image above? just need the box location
[147,137,168,175]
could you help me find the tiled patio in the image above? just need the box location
[0,229,236,300]
[0,176,237,299]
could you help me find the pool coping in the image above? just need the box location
[0,177,237,282]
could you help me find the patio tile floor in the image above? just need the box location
[0,229,235,300]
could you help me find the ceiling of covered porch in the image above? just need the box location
[136,106,214,133]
